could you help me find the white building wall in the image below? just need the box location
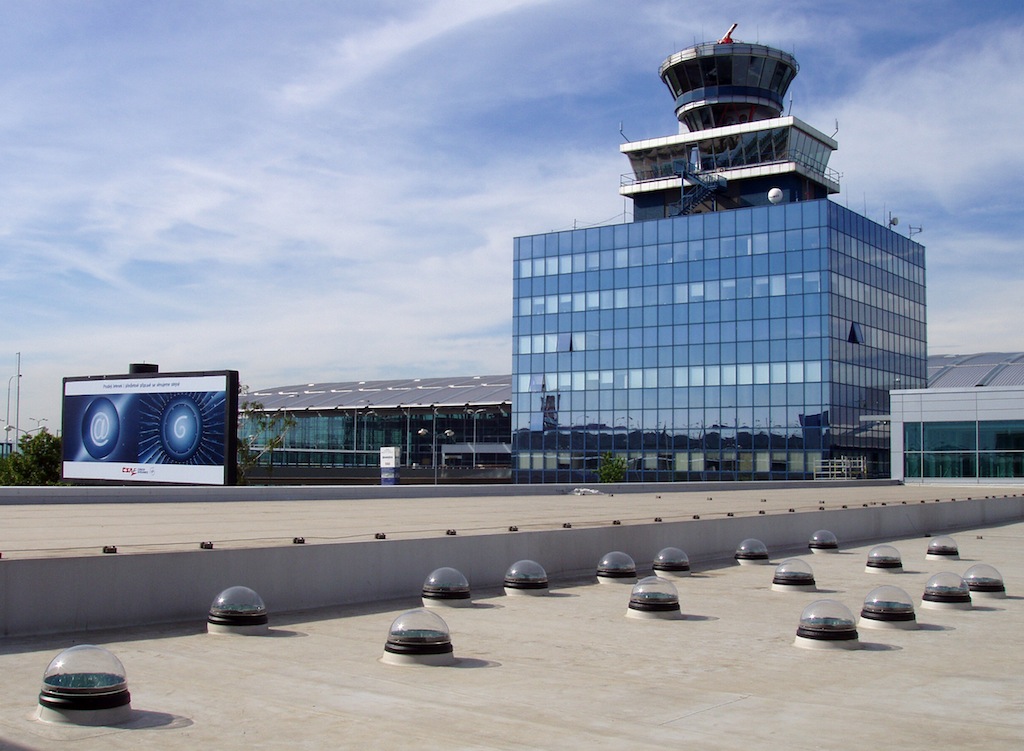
[891,386,1024,485]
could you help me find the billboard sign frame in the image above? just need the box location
[61,369,239,486]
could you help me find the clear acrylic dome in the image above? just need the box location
[387,608,451,645]
[209,586,267,617]
[773,558,815,584]
[652,547,690,571]
[865,544,903,569]
[422,567,471,596]
[597,551,636,576]
[38,644,132,724]
[860,585,916,625]
[504,559,549,588]
[41,645,127,695]
[796,599,858,642]
[735,538,769,559]
[808,530,839,549]
[921,572,972,609]
[924,571,969,596]
[926,536,959,557]
[382,608,455,665]
[962,563,1005,593]
[629,576,680,607]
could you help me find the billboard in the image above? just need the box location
[62,370,239,485]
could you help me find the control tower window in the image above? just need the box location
[715,56,733,85]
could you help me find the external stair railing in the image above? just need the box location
[670,160,726,216]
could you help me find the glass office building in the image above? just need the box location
[511,29,927,483]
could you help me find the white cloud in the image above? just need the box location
[276,0,548,110]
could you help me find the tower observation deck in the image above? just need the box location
[622,24,840,221]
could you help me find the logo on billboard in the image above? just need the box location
[160,396,203,461]
[82,397,120,459]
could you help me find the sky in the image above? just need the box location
[1,0,1022,436]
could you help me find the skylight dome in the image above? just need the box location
[808,529,839,553]
[37,645,132,725]
[772,558,817,591]
[734,538,770,565]
[794,599,860,650]
[652,547,691,577]
[207,585,269,635]
[921,572,972,610]
[865,544,903,574]
[596,551,637,584]
[382,608,456,666]
[962,563,1006,599]
[422,567,472,608]
[504,559,549,596]
[626,576,682,620]
[925,536,959,561]
[858,585,918,630]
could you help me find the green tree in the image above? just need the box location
[0,429,63,485]
[596,451,627,483]
[236,387,296,485]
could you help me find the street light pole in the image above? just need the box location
[14,352,20,454]
[466,407,485,468]
[418,423,455,485]
[5,374,14,456]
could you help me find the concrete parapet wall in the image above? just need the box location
[0,479,899,505]
[0,495,1020,638]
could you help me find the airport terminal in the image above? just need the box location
[245,351,1024,487]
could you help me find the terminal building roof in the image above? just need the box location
[247,355,1024,413]
[248,375,512,412]
[927,353,1024,389]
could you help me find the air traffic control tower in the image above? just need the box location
[621,24,840,220]
[512,25,926,483]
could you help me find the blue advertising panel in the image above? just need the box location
[62,371,239,485]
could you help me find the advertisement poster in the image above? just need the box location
[62,371,238,485]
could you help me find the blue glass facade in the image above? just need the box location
[511,199,926,482]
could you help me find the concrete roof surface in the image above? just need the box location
[0,483,996,558]
[0,485,1020,749]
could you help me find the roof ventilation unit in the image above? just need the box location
[734,538,770,565]
[865,545,903,574]
[793,600,861,650]
[382,608,456,666]
[626,576,683,620]
[772,559,817,591]
[858,585,918,630]
[925,536,959,561]
[37,645,132,725]
[421,567,472,608]
[920,572,972,610]
[207,586,269,635]
[652,547,691,578]
[504,559,549,596]
[808,529,839,554]
[596,551,637,584]
[962,564,1006,599]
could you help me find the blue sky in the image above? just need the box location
[2,0,1022,434]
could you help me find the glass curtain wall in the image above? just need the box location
[512,199,926,483]
[240,409,511,469]
[904,420,1024,479]
[827,202,927,477]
